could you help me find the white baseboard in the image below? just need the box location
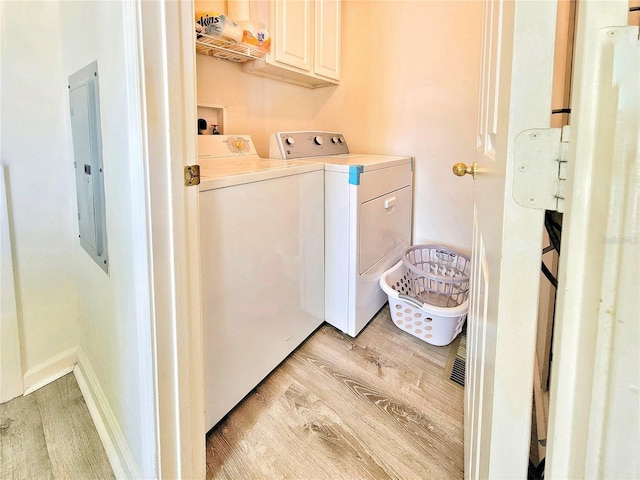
[22,347,77,395]
[74,349,141,479]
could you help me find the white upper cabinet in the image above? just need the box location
[275,0,312,71]
[243,0,341,88]
[313,0,340,80]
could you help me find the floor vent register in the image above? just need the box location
[448,332,466,387]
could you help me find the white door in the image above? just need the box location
[464,2,558,478]
[465,1,636,478]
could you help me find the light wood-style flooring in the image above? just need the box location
[206,305,464,479]
[0,373,114,480]
[0,306,463,480]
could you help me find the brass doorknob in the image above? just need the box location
[452,162,477,178]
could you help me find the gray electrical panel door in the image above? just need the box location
[68,61,108,273]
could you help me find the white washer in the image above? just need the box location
[198,135,324,431]
[270,131,413,337]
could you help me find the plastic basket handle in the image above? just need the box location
[397,293,424,308]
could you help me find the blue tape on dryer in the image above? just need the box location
[348,165,364,185]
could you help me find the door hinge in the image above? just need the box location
[513,125,570,213]
[184,165,200,186]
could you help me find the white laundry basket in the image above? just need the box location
[402,244,471,307]
[380,260,468,346]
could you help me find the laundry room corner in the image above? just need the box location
[313,0,484,250]
[0,0,80,399]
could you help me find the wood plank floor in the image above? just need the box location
[0,373,114,480]
[206,305,464,479]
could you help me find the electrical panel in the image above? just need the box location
[68,61,109,273]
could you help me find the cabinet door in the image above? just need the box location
[274,0,313,72]
[314,0,340,80]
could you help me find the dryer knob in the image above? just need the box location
[314,135,324,146]
[331,136,339,144]
[338,137,344,144]
[285,136,295,146]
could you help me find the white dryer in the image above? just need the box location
[270,131,413,337]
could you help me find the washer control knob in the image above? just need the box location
[314,135,324,146]
[338,137,344,144]
[232,138,245,151]
[285,136,295,146]
[331,136,339,144]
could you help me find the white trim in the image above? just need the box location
[22,347,76,396]
[139,1,205,478]
[0,165,24,403]
[546,1,631,478]
[121,2,157,477]
[74,349,140,480]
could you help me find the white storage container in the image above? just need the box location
[380,260,468,346]
[402,244,471,307]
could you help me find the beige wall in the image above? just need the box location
[320,1,482,249]
[58,1,155,476]
[1,1,79,390]
[197,0,483,250]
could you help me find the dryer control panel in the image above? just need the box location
[270,131,350,159]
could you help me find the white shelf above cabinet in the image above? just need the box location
[195,32,266,63]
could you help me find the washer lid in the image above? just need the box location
[198,157,323,191]
[197,134,323,190]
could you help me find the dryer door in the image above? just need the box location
[359,185,412,274]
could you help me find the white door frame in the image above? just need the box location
[0,0,24,405]
[547,1,636,478]
[137,1,205,478]
[0,169,24,403]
